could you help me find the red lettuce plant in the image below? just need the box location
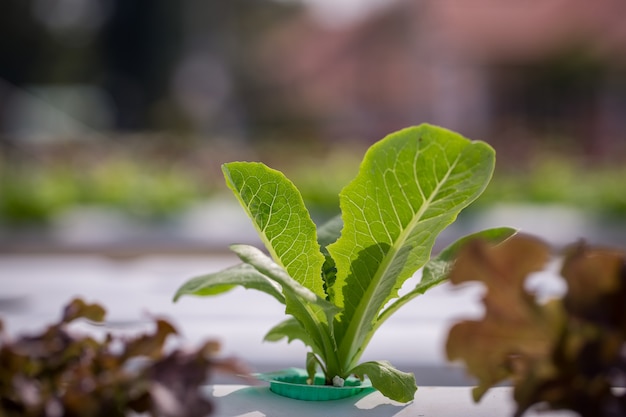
[447,234,626,417]
[0,298,242,417]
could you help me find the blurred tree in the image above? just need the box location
[0,0,304,138]
[100,0,183,130]
[0,0,45,86]
[176,0,305,140]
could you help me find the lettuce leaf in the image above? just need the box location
[327,125,496,368]
[223,162,327,297]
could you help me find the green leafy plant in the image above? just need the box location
[468,155,626,218]
[174,123,514,402]
[446,234,626,417]
[0,157,203,227]
[0,298,243,417]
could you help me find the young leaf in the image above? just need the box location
[263,317,322,357]
[350,360,417,403]
[306,351,322,384]
[328,124,496,367]
[173,263,285,303]
[317,214,343,250]
[223,162,326,297]
[317,214,343,299]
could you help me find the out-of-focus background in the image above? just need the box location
[1,0,625,384]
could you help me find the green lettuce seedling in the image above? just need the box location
[174,124,515,402]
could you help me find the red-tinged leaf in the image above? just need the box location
[62,298,106,323]
[446,235,626,417]
[446,234,564,400]
[122,318,178,360]
[561,242,626,329]
[449,234,551,322]
[0,298,228,417]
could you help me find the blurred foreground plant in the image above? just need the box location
[446,234,626,417]
[0,298,243,417]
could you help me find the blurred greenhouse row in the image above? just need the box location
[3,141,626,224]
[1,135,626,253]
[0,132,364,218]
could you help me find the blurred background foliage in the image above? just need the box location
[1,0,626,247]
[473,156,626,217]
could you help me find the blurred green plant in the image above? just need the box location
[0,158,207,227]
[285,150,363,221]
[2,144,625,228]
[467,155,626,218]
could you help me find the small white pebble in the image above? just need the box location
[332,375,345,387]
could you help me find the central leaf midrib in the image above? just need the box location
[338,152,462,366]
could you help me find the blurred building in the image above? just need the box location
[258,0,626,159]
[1,0,625,160]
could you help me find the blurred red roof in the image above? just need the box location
[256,0,626,158]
